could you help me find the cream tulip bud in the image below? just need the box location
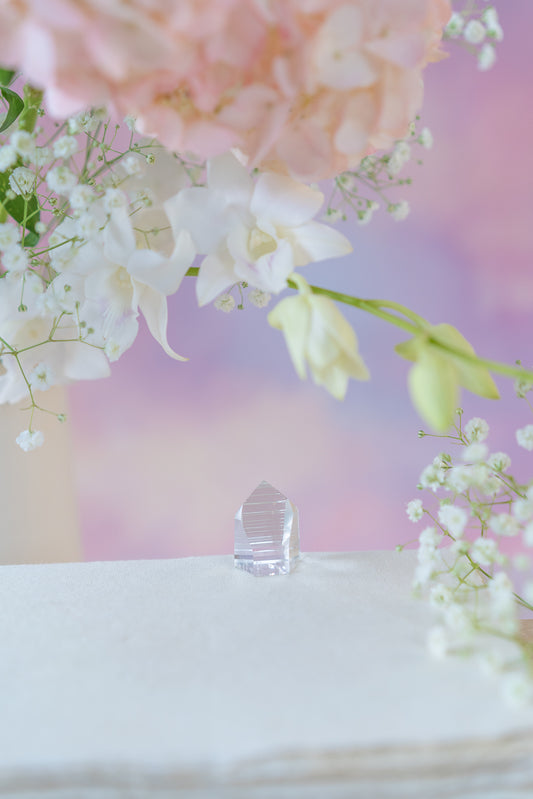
[268,276,369,400]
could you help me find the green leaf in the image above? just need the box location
[0,171,40,247]
[397,323,500,402]
[18,85,43,133]
[395,335,426,362]
[0,87,24,133]
[5,195,40,246]
[430,324,500,400]
[408,350,459,433]
[0,69,15,87]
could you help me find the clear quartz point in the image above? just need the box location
[234,480,300,576]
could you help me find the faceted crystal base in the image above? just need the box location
[234,481,299,577]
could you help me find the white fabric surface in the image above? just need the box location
[1,551,532,797]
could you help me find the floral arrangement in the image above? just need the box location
[405,381,533,706]
[0,0,522,453]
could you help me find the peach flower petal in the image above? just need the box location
[0,0,451,180]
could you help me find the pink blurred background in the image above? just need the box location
[68,3,533,561]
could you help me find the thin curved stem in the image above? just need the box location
[365,298,429,327]
[287,280,421,335]
[288,280,533,383]
[183,268,533,383]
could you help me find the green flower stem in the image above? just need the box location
[427,337,533,381]
[7,337,105,356]
[19,402,64,418]
[80,122,102,180]
[11,351,38,430]
[87,139,158,182]
[184,268,533,383]
[0,334,15,353]
[0,190,10,223]
[41,120,67,150]
[21,197,28,247]
[494,472,528,500]
[284,279,533,384]
[18,85,43,133]
[364,298,429,327]
[32,236,77,259]
[286,279,420,334]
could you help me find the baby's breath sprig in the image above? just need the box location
[2,63,530,455]
[324,118,433,226]
[445,3,503,71]
[0,82,205,449]
[405,396,533,707]
[213,283,272,313]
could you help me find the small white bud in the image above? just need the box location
[214,294,236,313]
[16,429,45,452]
[464,20,486,44]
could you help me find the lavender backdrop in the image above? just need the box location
[69,4,533,561]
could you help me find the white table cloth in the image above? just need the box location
[1,551,532,797]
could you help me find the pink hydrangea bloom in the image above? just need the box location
[0,0,451,180]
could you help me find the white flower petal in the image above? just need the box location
[207,152,253,205]
[312,362,350,400]
[196,252,237,307]
[268,295,310,380]
[304,294,370,396]
[164,187,229,254]
[127,230,195,296]
[224,220,250,263]
[138,286,187,361]
[62,341,111,381]
[103,314,139,361]
[310,296,361,357]
[307,307,342,370]
[235,239,294,294]
[0,367,27,404]
[103,208,135,265]
[287,221,352,266]
[252,173,324,227]
[124,147,188,203]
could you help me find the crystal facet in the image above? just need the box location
[234,481,299,576]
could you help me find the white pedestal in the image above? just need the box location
[1,552,532,797]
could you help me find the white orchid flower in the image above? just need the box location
[74,207,195,360]
[164,152,352,306]
[0,312,110,405]
[268,274,369,400]
[0,267,112,405]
